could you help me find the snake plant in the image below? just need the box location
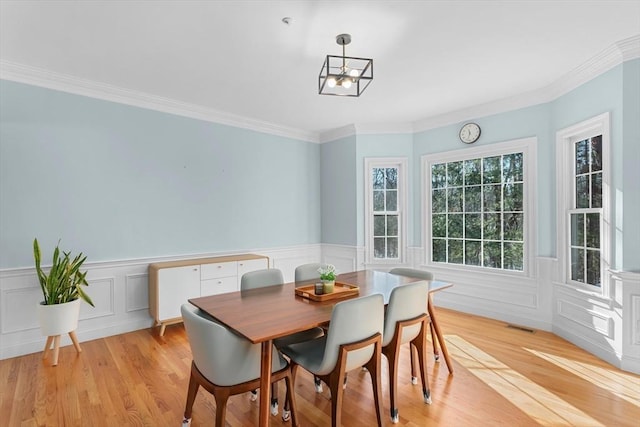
[34,238,94,307]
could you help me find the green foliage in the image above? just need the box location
[33,238,94,307]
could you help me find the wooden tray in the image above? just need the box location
[295,282,359,302]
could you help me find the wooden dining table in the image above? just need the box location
[188,269,452,427]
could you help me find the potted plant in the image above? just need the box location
[34,238,94,365]
[318,264,336,294]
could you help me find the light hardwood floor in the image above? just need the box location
[2,308,638,426]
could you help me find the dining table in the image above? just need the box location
[188,269,453,427]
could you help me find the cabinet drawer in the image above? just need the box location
[237,258,269,277]
[201,261,237,280]
[201,276,238,296]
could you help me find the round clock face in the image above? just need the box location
[459,123,481,144]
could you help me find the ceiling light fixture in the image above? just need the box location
[318,33,373,97]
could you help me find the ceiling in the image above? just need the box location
[1,1,639,138]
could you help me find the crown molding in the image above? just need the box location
[0,60,320,143]
[2,35,638,141]
[319,122,414,143]
[414,34,640,133]
[319,124,357,143]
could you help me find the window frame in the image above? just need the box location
[556,112,611,295]
[364,157,408,265]
[422,137,537,277]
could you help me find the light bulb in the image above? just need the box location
[349,69,359,78]
[327,77,337,88]
[342,78,352,89]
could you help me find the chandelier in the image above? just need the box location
[318,34,373,97]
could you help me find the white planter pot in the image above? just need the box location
[37,299,81,336]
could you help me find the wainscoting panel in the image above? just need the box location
[557,299,613,337]
[125,273,149,313]
[0,244,322,360]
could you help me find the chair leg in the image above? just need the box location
[384,341,402,423]
[327,371,346,427]
[183,370,200,424]
[213,391,230,427]
[282,369,298,425]
[410,343,418,384]
[364,342,384,427]
[271,383,278,415]
[412,322,432,405]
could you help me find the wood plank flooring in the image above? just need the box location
[2,308,638,426]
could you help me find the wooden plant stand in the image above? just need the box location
[43,330,82,366]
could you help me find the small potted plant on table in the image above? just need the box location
[318,264,336,294]
[34,238,94,366]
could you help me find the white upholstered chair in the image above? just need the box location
[388,267,438,383]
[180,303,298,427]
[382,280,432,423]
[281,293,385,427]
[293,262,323,283]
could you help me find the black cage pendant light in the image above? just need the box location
[318,33,373,97]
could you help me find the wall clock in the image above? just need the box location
[459,122,481,144]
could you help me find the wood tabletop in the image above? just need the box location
[188,269,452,344]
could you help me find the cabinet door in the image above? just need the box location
[237,258,269,279]
[201,276,238,296]
[157,265,200,321]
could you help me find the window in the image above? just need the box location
[557,113,610,290]
[423,138,536,274]
[365,158,407,263]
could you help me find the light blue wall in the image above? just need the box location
[413,104,552,255]
[320,136,357,245]
[0,80,321,268]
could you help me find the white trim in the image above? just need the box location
[421,137,538,277]
[364,158,409,265]
[555,112,611,297]
[0,60,319,144]
[2,35,637,144]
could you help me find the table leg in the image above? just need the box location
[428,294,453,375]
[259,340,273,427]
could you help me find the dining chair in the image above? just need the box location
[294,262,323,283]
[382,280,432,423]
[388,267,438,383]
[240,268,324,419]
[180,303,298,427]
[293,262,334,393]
[281,293,385,427]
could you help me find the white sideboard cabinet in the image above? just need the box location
[149,254,269,335]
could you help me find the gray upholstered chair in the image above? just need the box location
[293,262,333,393]
[240,268,324,418]
[281,293,385,427]
[294,262,323,283]
[180,304,297,427]
[382,280,432,423]
[388,267,437,383]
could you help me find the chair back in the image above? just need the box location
[181,304,285,386]
[388,267,433,281]
[240,268,284,290]
[382,281,429,347]
[294,263,323,282]
[317,294,384,375]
